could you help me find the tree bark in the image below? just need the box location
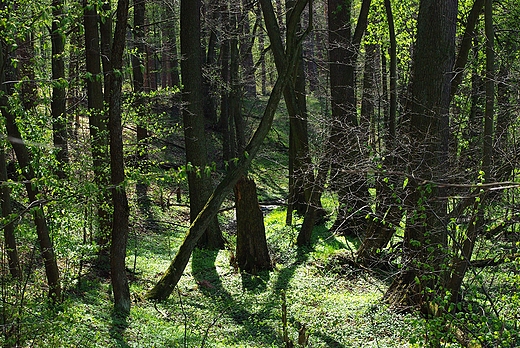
[0,148,20,279]
[83,0,112,264]
[181,0,225,250]
[385,0,457,314]
[234,176,271,273]
[51,0,69,178]
[107,0,131,314]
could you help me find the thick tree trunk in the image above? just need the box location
[181,0,225,250]
[107,0,131,314]
[327,0,371,237]
[234,176,271,273]
[385,0,457,313]
[51,0,69,178]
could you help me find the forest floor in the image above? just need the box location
[4,96,519,347]
[49,204,417,348]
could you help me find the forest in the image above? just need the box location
[0,0,519,346]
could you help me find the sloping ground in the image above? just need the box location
[43,207,415,347]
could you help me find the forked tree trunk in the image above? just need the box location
[234,176,271,273]
[181,0,225,250]
[357,0,400,264]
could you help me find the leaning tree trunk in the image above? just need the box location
[1,98,61,302]
[0,29,61,301]
[146,0,309,301]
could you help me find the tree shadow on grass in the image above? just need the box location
[109,310,130,348]
[191,248,281,344]
[241,270,270,293]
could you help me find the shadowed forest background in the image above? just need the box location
[0,0,520,346]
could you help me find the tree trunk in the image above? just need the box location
[447,0,494,305]
[327,0,371,237]
[51,0,69,178]
[256,4,267,96]
[1,98,61,303]
[181,0,225,250]
[451,0,485,100]
[234,176,271,273]
[132,0,149,202]
[100,1,112,105]
[83,0,112,265]
[260,0,313,226]
[146,0,308,301]
[240,0,256,98]
[385,0,457,314]
[107,0,131,314]
[0,147,20,279]
[1,22,61,302]
[357,0,399,265]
